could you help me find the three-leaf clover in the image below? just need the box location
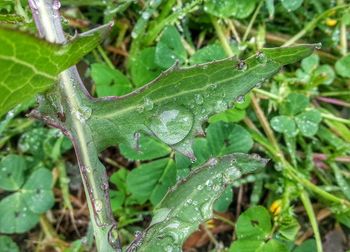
[271,93,322,137]
[0,155,54,233]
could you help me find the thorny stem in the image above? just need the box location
[299,191,323,252]
[29,0,120,251]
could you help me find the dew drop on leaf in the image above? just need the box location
[235,95,245,103]
[149,106,194,145]
[256,52,267,64]
[94,199,103,212]
[236,60,247,71]
[194,94,204,105]
[143,98,154,111]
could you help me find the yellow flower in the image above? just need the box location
[326,18,337,27]
[270,199,282,215]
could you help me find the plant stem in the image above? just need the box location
[242,0,263,42]
[299,191,323,252]
[338,0,348,55]
[211,16,235,57]
[29,1,120,251]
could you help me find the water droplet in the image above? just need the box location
[256,51,267,64]
[197,185,203,190]
[315,42,322,50]
[144,98,154,111]
[202,65,208,70]
[52,0,61,10]
[255,82,262,88]
[94,199,103,212]
[209,84,217,90]
[131,31,138,39]
[149,106,194,145]
[194,94,204,105]
[236,60,247,71]
[142,11,151,20]
[235,95,245,103]
[215,100,227,112]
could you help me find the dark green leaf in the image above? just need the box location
[293,239,317,252]
[155,26,187,69]
[131,47,162,87]
[236,206,272,239]
[127,158,176,205]
[213,186,233,212]
[189,43,228,65]
[0,235,19,252]
[301,54,319,73]
[119,133,171,161]
[91,63,132,97]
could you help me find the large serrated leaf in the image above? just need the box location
[83,45,315,159]
[127,153,267,251]
[0,24,109,117]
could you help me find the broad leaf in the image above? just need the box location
[0,155,26,191]
[0,235,19,252]
[335,54,350,78]
[281,0,303,11]
[22,168,54,213]
[130,154,267,251]
[127,158,176,205]
[271,115,297,137]
[155,26,187,69]
[82,45,316,159]
[0,24,109,117]
[0,193,39,233]
[90,63,132,97]
[280,93,309,116]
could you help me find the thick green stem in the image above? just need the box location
[29,1,120,251]
[300,191,323,252]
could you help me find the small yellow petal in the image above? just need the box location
[326,18,337,27]
[270,199,282,215]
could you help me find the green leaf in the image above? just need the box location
[295,109,322,137]
[0,155,25,191]
[293,239,317,252]
[209,108,246,123]
[230,239,288,252]
[90,63,132,97]
[271,116,297,137]
[335,54,350,78]
[155,26,187,69]
[0,193,39,233]
[127,158,176,205]
[131,47,162,87]
[189,43,229,65]
[301,54,319,73]
[0,25,109,117]
[132,154,267,251]
[0,235,19,252]
[204,0,257,19]
[281,0,303,11]
[213,186,233,212]
[313,64,335,85]
[280,93,309,116]
[22,168,54,214]
[207,122,253,155]
[110,168,128,193]
[86,45,316,159]
[18,127,48,159]
[279,216,300,241]
[119,133,171,161]
[235,206,272,239]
